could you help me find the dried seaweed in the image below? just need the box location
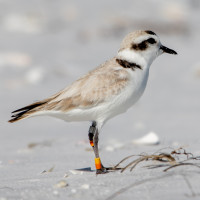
[106,147,200,200]
[171,147,193,159]
[114,147,200,173]
[164,163,200,172]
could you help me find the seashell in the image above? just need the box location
[132,132,160,145]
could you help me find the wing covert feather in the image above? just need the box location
[44,58,130,111]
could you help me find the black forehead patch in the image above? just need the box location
[145,30,156,35]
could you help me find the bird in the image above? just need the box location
[9,30,177,174]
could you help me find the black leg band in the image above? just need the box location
[88,121,96,147]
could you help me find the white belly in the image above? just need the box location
[35,68,149,127]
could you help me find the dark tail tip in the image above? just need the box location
[8,102,45,123]
[8,118,18,123]
[8,110,28,123]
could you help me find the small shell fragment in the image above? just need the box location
[69,170,84,175]
[132,132,160,145]
[54,180,68,188]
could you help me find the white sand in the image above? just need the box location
[1,0,200,199]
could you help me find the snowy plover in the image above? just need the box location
[9,30,177,174]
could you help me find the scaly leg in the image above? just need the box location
[88,121,107,174]
[88,121,122,174]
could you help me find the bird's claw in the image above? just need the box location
[96,166,122,174]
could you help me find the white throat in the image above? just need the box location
[117,49,147,68]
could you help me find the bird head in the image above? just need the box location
[117,30,177,67]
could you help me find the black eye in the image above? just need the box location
[147,38,156,44]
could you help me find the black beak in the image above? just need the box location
[160,45,177,55]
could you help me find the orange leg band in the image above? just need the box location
[95,157,102,170]
[90,140,94,147]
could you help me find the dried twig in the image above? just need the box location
[171,147,193,159]
[107,147,200,200]
[115,147,200,173]
[114,154,138,169]
[164,163,200,172]
[117,153,176,172]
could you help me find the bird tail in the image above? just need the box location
[8,101,46,123]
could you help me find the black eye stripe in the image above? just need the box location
[131,41,147,50]
[147,38,156,44]
[131,38,156,51]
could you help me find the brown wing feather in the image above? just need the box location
[45,58,129,112]
[8,101,47,123]
[8,93,61,123]
[9,58,129,122]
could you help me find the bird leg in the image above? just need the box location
[88,121,107,174]
[88,122,122,174]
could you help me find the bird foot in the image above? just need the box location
[96,168,108,174]
[96,166,122,174]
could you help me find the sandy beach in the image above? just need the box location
[1,0,200,199]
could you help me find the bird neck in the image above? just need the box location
[117,49,148,70]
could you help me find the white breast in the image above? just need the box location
[34,67,149,129]
[99,67,150,120]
